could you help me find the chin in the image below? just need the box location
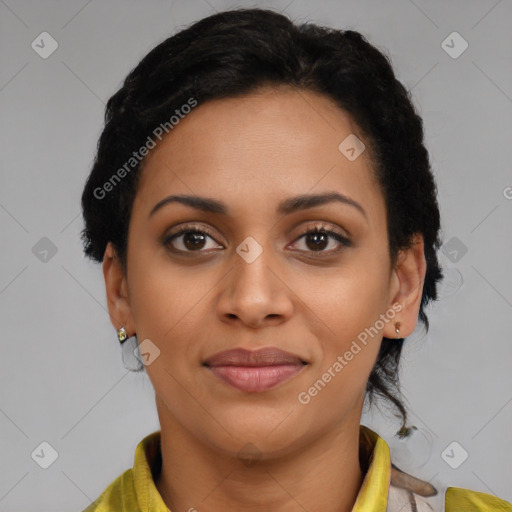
[201,411,311,457]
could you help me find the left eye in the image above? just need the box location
[290,226,351,254]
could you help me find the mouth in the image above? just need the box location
[203,347,308,393]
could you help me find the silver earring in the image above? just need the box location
[120,332,144,372]
[395,322,401,338]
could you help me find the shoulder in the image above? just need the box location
[82,431,166,512]
[82,468,139,512]
[445,486,512,511]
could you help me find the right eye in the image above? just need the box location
[163,224,224,253]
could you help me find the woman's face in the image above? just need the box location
[105,86,424,458]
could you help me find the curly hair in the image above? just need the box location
[80,7,444,431]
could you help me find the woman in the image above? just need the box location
[80,8,511,512]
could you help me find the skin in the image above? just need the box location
[103,85,426,512]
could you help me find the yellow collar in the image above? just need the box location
[352,425,391,511]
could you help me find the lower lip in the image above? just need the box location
[207,364,305,392]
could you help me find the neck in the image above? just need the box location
[154,398,366,512]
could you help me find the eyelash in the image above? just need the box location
[163,222,352,257]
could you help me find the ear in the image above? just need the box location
[383,234,426,339]
[103,242,136,337]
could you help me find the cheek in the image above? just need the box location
[296,261,390,340]
[127,262,219,402]
[128,256,211,340]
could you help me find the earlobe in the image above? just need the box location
[103,242,135,336]
[385,235,426,339]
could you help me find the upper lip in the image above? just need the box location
[204,347,306,367]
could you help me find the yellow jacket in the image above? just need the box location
[84,425,511,512]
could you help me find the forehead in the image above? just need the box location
[134,87,384,220]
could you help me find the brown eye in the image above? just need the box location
[290,224,352,255]
[164,225,222,253]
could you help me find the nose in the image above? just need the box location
[216,243,294,329]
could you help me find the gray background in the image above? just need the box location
[1,0,511,510]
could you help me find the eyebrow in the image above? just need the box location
[149,191,367,220]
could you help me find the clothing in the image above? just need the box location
[84,425,511,512]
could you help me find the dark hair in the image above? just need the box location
[81,7,443,430]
